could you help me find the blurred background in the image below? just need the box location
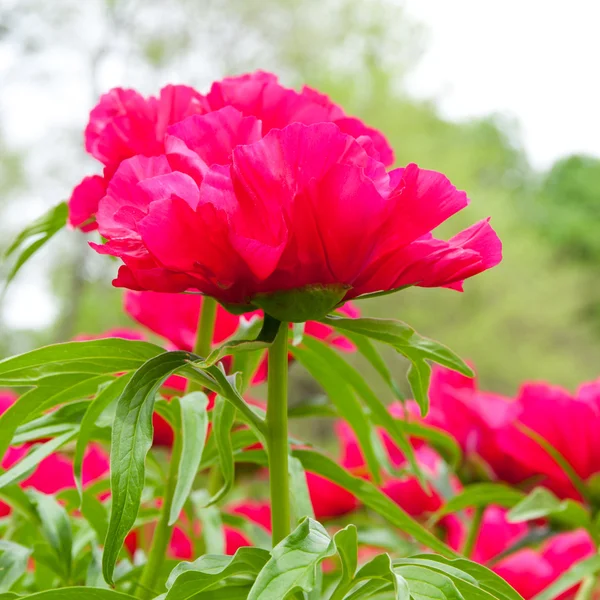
[1,0,600,396]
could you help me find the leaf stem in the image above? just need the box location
[266,321,291,545]
[136,434,182,599]
[461,505,484,558]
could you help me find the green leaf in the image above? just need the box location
[80,491,110,542]
[191,491,225,555]
[340,330,404,400]
[169,392,210,524]
[0,430,78,490]
[431,484,526,522]
[403,555,525,600]
[406,359,432,416]
[289,456,315,522]
[329,526,358,600]
[74,375,132,500]
[28,491,73,580]
[0,374,111,460]
[0,485,40,523]
[533,555,600,600]
[0,540,31,592]
[103,351,192,585]
[200,396,235,508]
[399,421,461,470]
[0,338,163,385]
[507,487,591,529]
[350,554,410,599]
[165,547,270,599]
[248,518,336,599]
[238,448,458,559]
[291,343,385,484]
[3,202,67,289]
[394,565,463,600]
[292,336,424,486]
[20,589,138,599]
[320,316,473,416]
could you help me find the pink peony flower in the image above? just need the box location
[450,507,594,599]
[69,72,392,232]
[496,380,600,500]
[90,117,500,319]
[410,366,528,483]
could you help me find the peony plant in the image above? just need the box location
[3,71,599,600]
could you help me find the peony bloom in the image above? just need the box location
[451,507,594,598]
[69,85,207,230]
[71,73,500,320]
[496,380,600,500]
[306,471,360,520]
[411,366,529,483]
[91,119,501,320]
[69,71,392,232]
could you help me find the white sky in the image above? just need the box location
[403,0,600,168]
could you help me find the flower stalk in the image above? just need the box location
[266,320,291,545]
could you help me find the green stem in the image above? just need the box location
[575,575,596,600]
[461,506,484,559]
[266,321,291,546]
[193,296,218,359]
[136,435,182,599]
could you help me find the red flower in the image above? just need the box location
[448,506,594,599]
[69,72,391,232]
[410,366,528,483]
[306,471,360,520]
[496,380,600,499]
[91,118,500,319]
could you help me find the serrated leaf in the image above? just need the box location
[238,448,458,559]
[248,518,336,599]
[0,540,31,592]
[74,375,132,500]
[292,337,425,487]
[165,546,270,599]
[431,484,525,522]
[103,351,192,585]
[169,392,210,524]
[320,316,472,416]
[507,487,591,529]
[0,430,78,490]
[3,202,67,289]
[28,491,73,580]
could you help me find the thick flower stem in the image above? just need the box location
[461,505,484,558]
[266,321,291,546]
[193,296,218,359]
[136,434,182,599]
